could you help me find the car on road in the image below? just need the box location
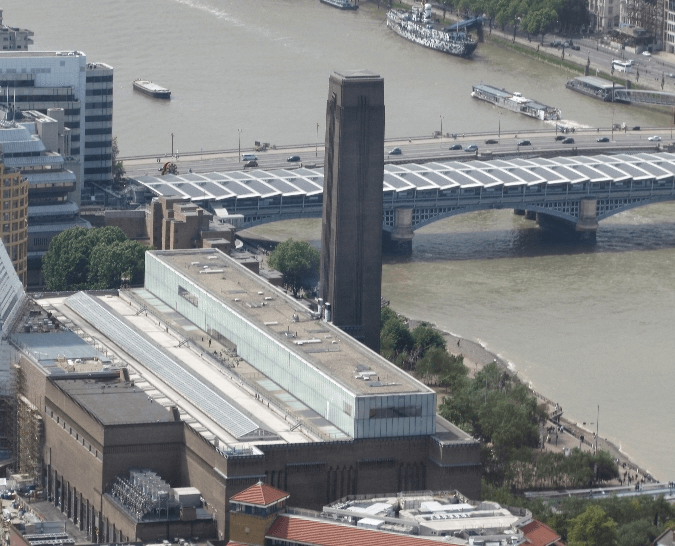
[562,137,575,144]
[485,139,499,144]
[449,143,463,150]
[570,44,580,50]
[464,144,478,152]
[518,140,531,146]
[287,155,301,162]
[648,135,662,141]
[388,147,402,155]
[244,160,258,168]
[549,40,562,47]
[633,126,641,131]
[597,137,610,142]
[555,135,566,140]
[642,50,651,56]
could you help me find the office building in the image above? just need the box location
[0,51,113,204]
[0,159,27,285]
[0,107,87,285]
[0,10,34,51]
[320,71,385,353]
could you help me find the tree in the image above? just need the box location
[411,323,446,359]
[268,238,320,297]
[380,311,415,366]
[88,239,146,289]
[112,136,126,186]
[42,226,146,290]
[568,505,618,546]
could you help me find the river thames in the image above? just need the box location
[8,0,674,480]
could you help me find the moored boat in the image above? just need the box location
[133,79,171,99]
[471,84,561,120]
[386,5,478,58]
[319,0,358,10]
[565,76,626,103]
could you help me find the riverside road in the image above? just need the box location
[121,129,668,178]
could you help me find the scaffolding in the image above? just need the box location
[0,360,17,473]
[17,393,43,484]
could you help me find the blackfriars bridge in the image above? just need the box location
[133,151,675,252]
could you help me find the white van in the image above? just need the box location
[241,153,257,161]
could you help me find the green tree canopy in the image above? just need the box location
[42,226,146,290]
[112,136,126,187]
[568,505,618,546]
[268,238,320,297]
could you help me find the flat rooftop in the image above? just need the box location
[52,378,175,426]
[152,249,430,397]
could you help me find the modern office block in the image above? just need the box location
[0,51,113,204]
[0,160,27,285]
[320,70,385,353]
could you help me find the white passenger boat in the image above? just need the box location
[471,84,560,120]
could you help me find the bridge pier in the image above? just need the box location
[513,209,525,216]
[536,198,598,242]
[384,207,414,254]
[525,210,537,220]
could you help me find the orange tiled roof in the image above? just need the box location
[522,520,563,546]
[226,542,251,546]
[230,482,289,506]
[267,515,461,545]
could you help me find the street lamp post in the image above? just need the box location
[611,108,615,140]
[171,132,174,158]
[238,129,242,161]
[498,112,502,137]
[440,115,444,147]
[316,122,320,157]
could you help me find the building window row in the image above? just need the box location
[85,101,113,110]
[10,94,75,102]
[85,114,112,122]
[64,121,80,129]
[84,167,112,175]
[71,147,80,156]
[84,154,112,162]
[45,405,102,460]
[63,108,81,116]
[86,127,112,135]
[0,79,35,87]
[84,140,112,149]
[85,74,113,83]
[85,88,113,96]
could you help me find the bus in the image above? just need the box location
[612,60,633,73]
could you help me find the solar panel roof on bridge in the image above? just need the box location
[132,153,675,201]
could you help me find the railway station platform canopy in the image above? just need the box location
[131,152,675,207]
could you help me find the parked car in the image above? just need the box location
[244,160,258,168]
[648,135,662,141]
[518,140,531,146]
[388,147,402,155]
[485,139,499,144]
[570,44,580,50]
[597,137,610,142]
[562,41,571,48]
[287,155,301,162]
[549,40,562,47]
[449,143,463,150]
[464,144,478,152]
[633,126,641,131]
[562,137,575,144]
